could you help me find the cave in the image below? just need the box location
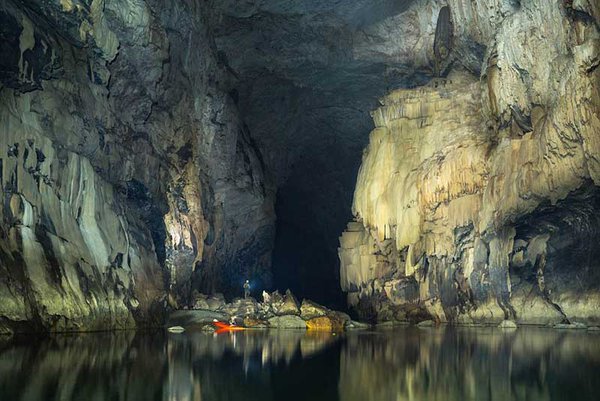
[0,0,599,399]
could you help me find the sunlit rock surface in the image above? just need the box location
[340,0,600,324]
[0,0,275,333]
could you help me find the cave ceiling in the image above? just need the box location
[213,0,433,185]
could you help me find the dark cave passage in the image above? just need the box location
[271,192,349,310]
[510,182,600,322]
[268,136,365,310]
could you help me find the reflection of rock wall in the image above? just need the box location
[0,330,338,400]
[339,328,600,401]
[340,0,600,324]
[0,0,274,333]
[0,332,167,400]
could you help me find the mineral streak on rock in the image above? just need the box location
[340,0,600,325]
[433,6,453,76]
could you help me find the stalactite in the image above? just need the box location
[340,0,600,324]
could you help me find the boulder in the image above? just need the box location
[553,322,587,330]
[375,320,410,328]
[167,326,185,333]
[300,299,328,320]
[329,310,351,324]
[190,292,224,310]
[243,317,269,328]
[192,298,212,309]
[345,320,371,330]
[416,320,435,328]
[306,316,345,332]
[273,289,300,316]
[588,326,600,332]
[257,301,275,318]
[206,294,226,310]
[375,321,396,329]
[192,294,210,310]
[269,291,284,304]
[220,298,259,317]
[498,320,518,329]
[168,310,229,328]
[268,315,307,329]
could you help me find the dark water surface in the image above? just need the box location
[1,326,599,401]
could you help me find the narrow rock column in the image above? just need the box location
[487,227,516,320]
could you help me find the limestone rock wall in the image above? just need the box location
[340,0,600,324]
[0,0,275,333]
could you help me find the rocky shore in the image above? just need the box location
[168,290,368,332]
[166,289,600,333]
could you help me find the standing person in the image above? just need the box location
[243,280,250,299]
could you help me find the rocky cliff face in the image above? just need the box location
[0,0,275,333]
[340,0,600,324]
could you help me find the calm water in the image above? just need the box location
[1,327,599,401]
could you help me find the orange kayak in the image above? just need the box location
[213,321,246,333]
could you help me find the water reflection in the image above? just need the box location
[0,327,599,401]
[340,327,600,401]
[164,330,340,401]
[0,330,340,401]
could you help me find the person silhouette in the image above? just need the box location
[243,280,250,299]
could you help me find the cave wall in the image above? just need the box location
[0,0,275,333]
[339,0,600,324]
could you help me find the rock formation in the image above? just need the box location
[0,0,275,333]
[340,0,600,325]
[168,290,356,331]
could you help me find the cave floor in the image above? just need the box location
[1,326,599,400]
